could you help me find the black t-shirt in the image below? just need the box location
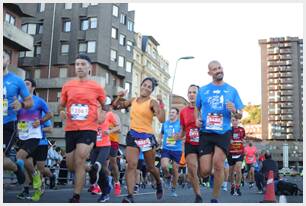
[261,159,279,180]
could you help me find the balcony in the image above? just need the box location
[281,90,293,96]
[280,103,293,108]
[268,85,279,91]
[268,67,279,72]
[281,115,293,121]
[280,85,293,90]
[281,109,293,114]
[268,73,280,78]
[3,21,34,51]
[279,49,292,54]
[280,96,293,102]
[280,72,293,78]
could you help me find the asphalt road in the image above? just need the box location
[3,176,303,203]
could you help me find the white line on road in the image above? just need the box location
[118,192,156,197]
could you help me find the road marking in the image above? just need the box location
[118,192,155,197]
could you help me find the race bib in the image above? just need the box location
[17,121,29,137]
[96,128,102,142]
[166,136,176,146]
[70,104,89,120]
[206,113,223,131]
[247,156,254,162]
[232,154,241,159]
[189,128,199,143]
[233,133,239,139]
[3,99,8,116]
[135,138,152,152]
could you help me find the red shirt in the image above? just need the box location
[180,106,200,146]
[61,79,106,131]
[96,112,116,147]
[229,126,245,155]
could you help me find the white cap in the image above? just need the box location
[105,96,112,106]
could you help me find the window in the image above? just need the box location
[61,43,69,54]
[91,3,98,6]
[79,42,87,53]
[38,24,43,34]
[126,61,132,72]
[59,67,68,78]
[112,5,119,17]
[120,14,126,24]
[25,50,34,57]
[5,13,16,25]
[34,69,41,79]
[87,41,96,53]
[119,34,126,46]
[118,56,124,68]
[82,3,90,8]
[127,40,133,52]
[127,20,134,31]
[81,17,97,30]
[110,49,117,62]
[125,82,131,94]
[34,45,41,56]
[64,3,72,9]
[111,27,118,39]
[22,24,37,35]
[63,20,71,32]
[38,3,45,12]
[106,72,109,84]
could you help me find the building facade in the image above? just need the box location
[17,3,135,146]
[132,33,171,136]
[259,37,303,141]
[3,3,34,78]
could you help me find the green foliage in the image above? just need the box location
[241,104,261,125]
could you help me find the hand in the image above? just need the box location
[11,96,22,111]
[117,90,128,97]
[32,119,40,128]
[195,118,203,128]
[173,133,180,141]
[226,101,236,113]
[60,110,66,120]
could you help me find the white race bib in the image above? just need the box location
[70,104,89,120]
[189,128,199,143]
[96,128,102,142]
[3,99,8,116]
[206,113,223,131]
[135,138,152,152]
[17,121,30,138]
[166,136,176,146]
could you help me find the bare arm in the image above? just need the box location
[112,90,133,110]
[42,126,53,133]
[194,106,202,128]
[151,98,165,123]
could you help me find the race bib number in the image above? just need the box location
[232,154,241,159]
[17,121,29,137]
[3,99,8,116]
[247,156,254,162]
[233,133,239,139]
[135,138,152,152]
[70,104,89,120]
[189,128,199,143]
[206,113,223,131]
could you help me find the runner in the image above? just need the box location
[108,102,122,196]
[228,116,245,196]
[58,54,106,203]
[244,141,257,188]
[180,84,203,202]
[159,107,182,197]
[16,78,53,201]
[195,60,244,203]
[112,77,165,203]
[3,50,33,185]
[87,96,116,202]
[222,158,229,191]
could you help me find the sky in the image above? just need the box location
[129,2,303,105]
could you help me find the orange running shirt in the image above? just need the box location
[130,98,154,134]
[61,79,106,131]
[244,145,257,164]
[109,112,120,142]
[96,111,116,147]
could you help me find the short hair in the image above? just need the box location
[265,150,272,159]
[171,107,179,114]
[188,84,199,91]
[75,53,92,64]
[24,78,37,95]
[141,77,158,91]
[208,60,221,69]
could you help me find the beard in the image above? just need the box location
[214,72,224,81]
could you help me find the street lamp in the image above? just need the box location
[169,56,195,109]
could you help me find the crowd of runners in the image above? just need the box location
[4,50,270,203]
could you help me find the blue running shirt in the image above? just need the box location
[196,83,244,134]
[161,119,182,151]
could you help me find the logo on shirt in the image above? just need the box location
[207,95,224,110]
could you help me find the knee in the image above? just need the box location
[127,162,137,171]
[213,162,224,173]
[146,165,156,173]
[200,168,211,178]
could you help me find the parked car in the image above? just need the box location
[279,167,291,176]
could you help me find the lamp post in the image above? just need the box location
[169,56,195,109]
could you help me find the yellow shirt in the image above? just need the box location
[130,98,154,134]
[109,112,120,142]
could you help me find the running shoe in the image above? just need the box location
[114,182,121,196]
[194,194,203,203]
[16,190,31,200]
[236,188,242,196]
[170,187,178,197]
[230,186,235,195]
[97,194,110,202]
[134,185,140,194]
[164,177,171,189]
[88,184,94,193]
[156,183,163,200]
[91,184,102,195]
[222,185,228,191]
[31,189,42,202]
[32,171,42,190]
[69,195,80,203]
[210,199,218,203]
[122,195,134,203]
[14,163,25,185]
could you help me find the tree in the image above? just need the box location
[241,104,261,125]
